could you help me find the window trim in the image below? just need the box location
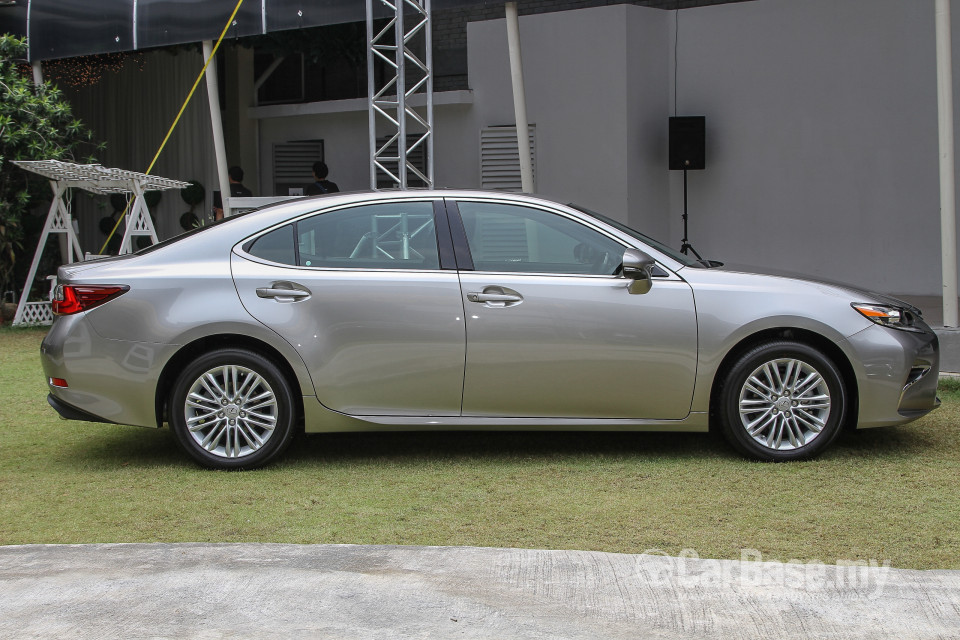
[442,199,475,271]
[433,200,458,270]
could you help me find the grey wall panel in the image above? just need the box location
[29,0,133,60]
[626,5,670,241]
[264,0,496,32]
[18,0,500,61]
[265,0,367,30]
[0,4,27,41]
[137,0,263,50]
[670,0,942,295]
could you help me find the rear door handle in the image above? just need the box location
[256,282,311,301]
[257,288,310,298]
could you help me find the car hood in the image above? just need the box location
[704,263,922,315]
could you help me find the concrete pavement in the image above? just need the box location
[1,543,959,639]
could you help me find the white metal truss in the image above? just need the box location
[9,161,189,326]
[366,0,434,189]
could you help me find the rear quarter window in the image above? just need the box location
[246,224,296,265]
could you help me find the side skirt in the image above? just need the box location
[302,397,708,433]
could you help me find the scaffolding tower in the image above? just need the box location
[367,0,434,190]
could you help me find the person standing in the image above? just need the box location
[304,161,339,195]
[228,165,253,198]
[214,166,254,220]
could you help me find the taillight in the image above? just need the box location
[52,285,129,315]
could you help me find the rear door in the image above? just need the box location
[232,198,466,416]
[449,198,698,420]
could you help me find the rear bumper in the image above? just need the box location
[41,314,176,428]
[47,394,114,424]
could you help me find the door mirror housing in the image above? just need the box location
[622,248,656,294]
[621,248,656,278]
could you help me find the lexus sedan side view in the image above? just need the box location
[40,190,940,469]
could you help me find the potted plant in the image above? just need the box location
[179,180,205,230]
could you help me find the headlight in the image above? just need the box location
[851,303,923,332]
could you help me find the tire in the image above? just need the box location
[718,340,846,461]
[169,348,297,470]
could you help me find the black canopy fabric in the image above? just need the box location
[0,0,495,62]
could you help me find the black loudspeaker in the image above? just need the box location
[669,116,705,170]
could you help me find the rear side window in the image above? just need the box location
[296,202,439,269]
[247,224,296,265]
[244,202,440,270]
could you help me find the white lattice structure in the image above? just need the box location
[18,302,54,325]
[10,161,189,326]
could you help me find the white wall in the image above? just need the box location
[466,6,652,223]
[257,109,370,194]
[461,0,954,295]
[64,0,960,298]
[254,5,665,226]
[670,0,945,294]
[627,6,670,240]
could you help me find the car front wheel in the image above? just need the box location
[719,340,846,461]
[169,348,296,469]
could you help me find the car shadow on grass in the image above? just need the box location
[290,424,940,467]
[62,421,941,470]
[65,425,726,469]
[59,424,185,470]
[287,430,726,466]
[830,423,944,458]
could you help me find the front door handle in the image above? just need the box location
[256,282,311,302]
[467,292,522,303]
[466,286,523,307]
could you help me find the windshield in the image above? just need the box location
[569,204,703,268]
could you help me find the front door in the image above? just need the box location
[451,199,697,420]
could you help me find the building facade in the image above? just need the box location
[47,0,960,296]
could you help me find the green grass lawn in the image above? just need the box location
[1,325,958,569]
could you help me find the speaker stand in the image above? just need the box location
[680,168,702,260]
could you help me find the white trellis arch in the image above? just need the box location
[10,160,189,326]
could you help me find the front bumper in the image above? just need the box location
[846,319,940,428]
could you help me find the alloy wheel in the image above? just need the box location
[737,357,832,451]
[183,364,279,459]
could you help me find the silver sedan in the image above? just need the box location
[40,190,940,469]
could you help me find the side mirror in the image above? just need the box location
[622,248,656,294]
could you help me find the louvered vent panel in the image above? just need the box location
[273,140,323,195]
[480,125,536,192]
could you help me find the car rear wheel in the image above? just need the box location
[169,348,296,469]
[719,340,846,461]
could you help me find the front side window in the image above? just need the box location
[247,201,440,270]
[456,201,624,275]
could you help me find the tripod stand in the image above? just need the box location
[680,168,702,260]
